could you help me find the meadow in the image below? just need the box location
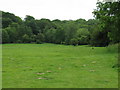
[2,43,118,88]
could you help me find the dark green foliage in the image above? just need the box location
[2,29,9,43]
[36,33,45,44]
[24,15,39,35]
[76,28,90,45]
[70,38,78,46]
[36,19,53,33]
[64,22,78,45]
[44,28,56,43]
[1,11,93,45]
[5,26,17,43]
[2,4,119,46]
[93,1,120,44]
[54,28,65,44]
[2,11,22,28]
[17,24,32,40]
[22,34,31,43]
[90,30,110,47]
[31,35,36,42]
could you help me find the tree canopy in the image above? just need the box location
[1,1,120,47]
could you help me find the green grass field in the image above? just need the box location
[2,43,118,88]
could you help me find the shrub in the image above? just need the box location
[36,40,43,44]
[22,34,31,43]
[70,38,78,46]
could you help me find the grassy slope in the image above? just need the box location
[2,44,118,88]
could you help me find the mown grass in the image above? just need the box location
[2,43,118,88]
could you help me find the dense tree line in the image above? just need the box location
[1,1,120,46]
[1,11,97,46]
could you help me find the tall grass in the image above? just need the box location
[107,43,119,53]
[107,43,120,71]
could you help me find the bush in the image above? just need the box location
[70,38,78,46]
[22,34,31,43]
[77,36,89,45]
[90,30,110,47]
[36,33,45,43]
[16,40,22,43]
[36,40,43,44]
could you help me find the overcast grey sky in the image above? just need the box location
[0,0,97,20]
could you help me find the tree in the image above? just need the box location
[2,11,101,45]
[2,29,9,43]
[22,34,31,43]
[0,29,2,44]
[2,11,22,28]
[53,25,65,44]
[5,26,18,43]
[24,15,39,35]
[90,29,110,47]
[93,1,120,44]
[64,22,78,45]
[36,33,45,44]
[17,24,33,41]
[76,28,90,45]
[44,28,56,43]
[36,19,53,34]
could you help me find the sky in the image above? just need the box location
[0,0,97,20]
